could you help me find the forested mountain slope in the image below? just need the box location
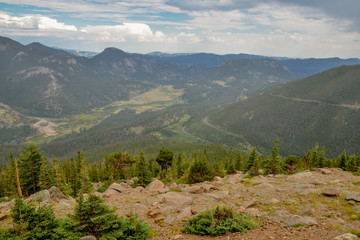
[209,65,360,156]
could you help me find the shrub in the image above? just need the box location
[183,206,258,236]
[66,194,150,239]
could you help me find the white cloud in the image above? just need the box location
[81,23,169,42]
[0,12,77,31]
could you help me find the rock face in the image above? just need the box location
[102,183,129,198]
[345,192,360,202]
[49,186,68,201]
[333,233,359,240]
[147,180,165,191]
[161,192,194,205]
[27,190,51,202]
[271,210,318,227]
[322,188,340,197]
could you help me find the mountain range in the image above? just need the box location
[0,35,360,161]
[208,65,360,156]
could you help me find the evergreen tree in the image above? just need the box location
[155,147,174,170]
[235,153,243,171]
[284,155,301,174]
[135,152,152,187]
[317,147,326,168]
[66,194,150,239]
[39,160,55,190]
[188,156,214,184]
[3,152,17,197]
[212,162,225,178]
[5,198,77,239]
[346,156,359,172]
[176,154,185,178]
[248,156,261,177]
[337,150,347,170]
[18,144,45,196]
[264,137,281,175]
[244,148,257,172]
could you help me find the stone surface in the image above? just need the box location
[181,186,203,194]
[322,188,340,197]
[203,191,229,201]
[177,207,192,220]
[271,210,318,227]
[345,192,360,202]
[0,212,8,221]
[242,199,257,209]
[161,192,194,205]
[49,186,68,201]
[214,176,222,181]
[28,190,51,202]
[147,180,165,191]
[333,233,359,240]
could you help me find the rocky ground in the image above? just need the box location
[1,168,360,240]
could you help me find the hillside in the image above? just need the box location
[183,59,295,104]
[209,65,360,156]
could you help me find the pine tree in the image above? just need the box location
[188,156,214,184]
[39,160,55,190]
[248,156,261,177]
[135,152,152,187]
[244,148,257,172]
[155,147,174,170]
[3,152,17,197]
[235,153,243,171]
[176,154,184,178]
[66,194,149,239]
[317,147,326,168]
[18,144,45,196]
[337,150,347,170]
[264,137,281,175]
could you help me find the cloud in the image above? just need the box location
[81,23,169,42]
[0,12,77,31]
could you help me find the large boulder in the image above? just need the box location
[146,180,165,191]
[161,192,194,205]
[27,190,51,203]
[102,183,129,198]
[49,186,68,201]
[333,233,359,240]
[345,192,360,202]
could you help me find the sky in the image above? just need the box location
[0,0,359,58]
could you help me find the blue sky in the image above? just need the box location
[0,0,359,58]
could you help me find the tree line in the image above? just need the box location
[1,139,360,200]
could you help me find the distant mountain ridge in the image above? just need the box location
[209,64,360,156]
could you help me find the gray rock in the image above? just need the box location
[203,191,229,201]
[28,190,51,202]
[319,168,332,175]
[242,199,257,209]
[49,186,68,201]
[333,233,359,240]
[102,183,129,198]
[146,180,165,191]
[181,186,203,194]
[345,192,360,202]
[322,188,340,197]
[177,207,193,220]
[287,171,312,180]
[164,215,175,224]
[80,236,97,240]
[271,210,317,227]
[214,176,222,181]
[162,192,194,205]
